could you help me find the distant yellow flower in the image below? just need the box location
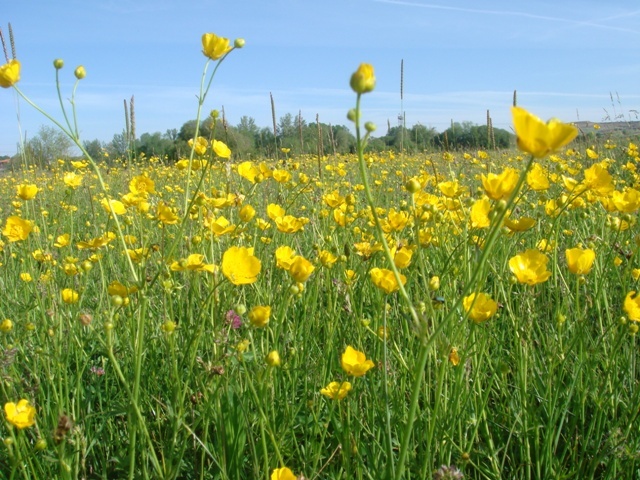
[129,175,156,196]
[526,163,550,191]
[3,216,33,242]
[157,202,180,225]
[202,33,233,60]
[170,254,216,273]
[624,291,640,322]
[4,399,36,429]
[61,288,80,304]
[266,350,281,367]
[16,184,38,200]
[370,267,406,294]
[0,59,20,88]
[566,247,596,275]
[77,232,116,250]
[350,63,376,94]
[20,272,32,282]
[213,140,231,158]
[271,467,297,480]
[0,319,13,333]
[504,216,536,233]
[63,172,83,188]
[341,346,375,377]
[463,292,498,323]
[239,204,256,222]
[188,136,208,156]
[511,107,578,158]
[320,381,352,400]
[319,249,338,268]
[275,215,309,233]
[508,249,552,285]
[481,167,519,201]
[248,305,271,327]
[222,246,261,285]
[448,347,460,366]
[237,161,260,183]
[101,198,127,216]
[289,255,315,283]
[107,280,139,298]
[470,197,491,228]
[54,233,71,248]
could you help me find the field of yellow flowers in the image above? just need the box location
[1,32,640,480]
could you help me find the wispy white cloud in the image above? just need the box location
[373,0,640,35]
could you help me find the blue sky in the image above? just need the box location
[1,0,640,156]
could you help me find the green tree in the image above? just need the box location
[23,125,73,168]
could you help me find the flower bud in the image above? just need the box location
[266,350,281,367]
[74,66,86,80]
[405,178,421,194]
[364,121,376,133]
[350,63,376,94]
[347,109,357,122]
[53,59,64,69]
[234,38,245,48]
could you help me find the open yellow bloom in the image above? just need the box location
[566,247,596,275]
[624,291,640,322]
[4,399,35,429]
[237,161,260,183]
[222,246,261,285]
[271,467,297,480]
[16,184,38,200]
[275,246,297,270]
[213,140,231,158]
[320,381,352,400]
[481,167,519,201]
[63,172,83,188]
[370,267,406,294]
[350,63,376,94]
[3,216,33,242]
[341,346,375,377]
[101,198,127,216]
[202,33,232,60]
[511,107,578,158]
[170,254,216,273]
[0,59,20,88]
[508,249,552,285]
[129,175,156,196]
[463,292,498,323]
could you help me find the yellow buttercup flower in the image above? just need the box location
[320,381,352,400]
[481,167,519,201]
[248,305,271,327]
[470,197,491,229]
[16,184,38,200]
[129,175,156,196]
[350,63,376,94]
[566,247,596,275]
[213,140,231,159]
[202,33,232,60]
[237,161,260,183]
[188,136,208,156]
[624,291,640,322]
[271,467,297,480]
[4,399,36,429]
[61,288,80,304]
[370,267,406,294]
[508,249,552,286]
[0,59,20,88]
[222,246,261,285]
[63,172,83,188]
[275,246,297,270]
[289,255,315,283]
[3,216,33,242]
[101,198,127,216]
[463,292,498,323]
[341,346,375,377]
[511,107,578,158]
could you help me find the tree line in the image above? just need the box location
[16,114,515,167]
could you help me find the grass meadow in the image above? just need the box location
[1,33,640,480]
